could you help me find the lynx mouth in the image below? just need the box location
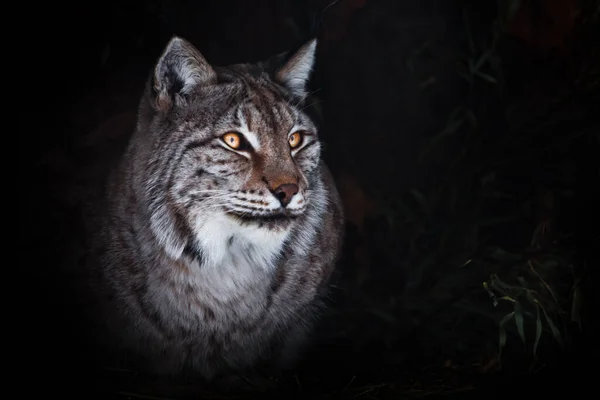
[225,210,298,226]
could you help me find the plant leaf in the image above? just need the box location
[498,311,515,358]
[541,307,563,346]
[514,301,526,344]
[474,49,493,71]
[490,273,515,293]
[525,290,536,306]
[419,116,466,161]
[475,70,498,84]
[533,304,542,357]
[530,223,544,247]
[457,70,473,84]
[483,281,498,307]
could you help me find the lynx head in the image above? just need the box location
[130,36,323,260]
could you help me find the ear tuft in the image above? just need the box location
[275,39,317,99]
[152,36,216,112]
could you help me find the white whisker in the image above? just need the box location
[290,87,322,109]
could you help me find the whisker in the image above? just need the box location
[298,99,323,113]
[291,87,322,109]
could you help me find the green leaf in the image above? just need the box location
[475,71,498,84]
[533,305,542,357]
[525,290,536,306]
[490,273,514,293]
[483,281,499,307]
[530,223,544,247]
[499,311,515,357]
[457,70,473,84]
[419,112,467,161]
[514,301,526,344]
[474,49,493,71]
[541,307,563,346]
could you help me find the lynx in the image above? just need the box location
[85,36,344,380]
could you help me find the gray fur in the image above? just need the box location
[87,36,344,379]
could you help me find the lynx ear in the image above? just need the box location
[152,36,216,112]
[275,39,317,99]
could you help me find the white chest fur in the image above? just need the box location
[191,213,290,302]
[195,213,289,266]
[145,213,291,329]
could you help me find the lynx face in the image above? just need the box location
[172,79,321,227]
[131,37,324,260]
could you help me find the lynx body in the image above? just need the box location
[88,37,344,379]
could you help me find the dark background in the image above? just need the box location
[23,0,599,398]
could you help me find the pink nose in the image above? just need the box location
[272,183,299,207]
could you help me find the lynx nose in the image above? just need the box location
[273,183,299,207]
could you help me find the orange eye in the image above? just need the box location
[289,131,303,149]
[222,132,242,149]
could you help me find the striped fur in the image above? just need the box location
[89,37,344,379]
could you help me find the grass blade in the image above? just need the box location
[533,304,542,357]
[499,311,515,357]
[541,306,563,346]
[514,301,526,344]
